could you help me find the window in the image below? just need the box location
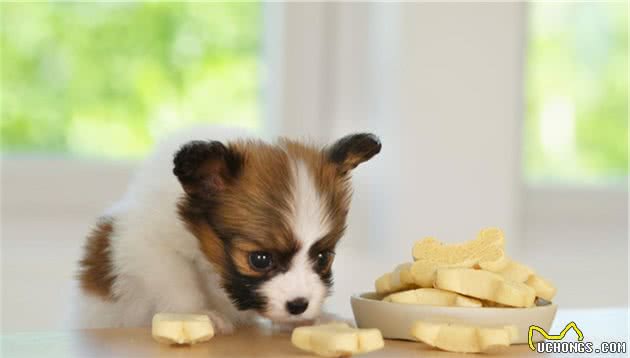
[525,2,627,186]
[1,2,262,159]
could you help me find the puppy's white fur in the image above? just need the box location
[73,127,334,332]
[260,160,331,322]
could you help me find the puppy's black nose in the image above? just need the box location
[286,298,309,315]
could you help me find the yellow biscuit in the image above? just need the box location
[394,263,415,286]
[481,258,534,282]
[151,313,214,345]
[375,273,393,294]
[412,228,505,261]
[410,321,517,353]
[374,263,417,295]
[435,268,536,307]
[480,300,511,308]
[383,288,482,307]
[409,261,439,287]
[410,228,508,288]
[291,323,384,357]
[526,274,557,301]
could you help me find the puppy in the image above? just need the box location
[75,128,380,333]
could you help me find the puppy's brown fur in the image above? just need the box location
[178,139,351,279]
[77,217,117,300]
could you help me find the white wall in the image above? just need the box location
[271,2,525,256]
[374,3,525,257]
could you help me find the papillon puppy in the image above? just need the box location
[75,128,380,333]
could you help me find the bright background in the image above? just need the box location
[2,2,626,183]
[1,2,627,335]
[2,2,260,158]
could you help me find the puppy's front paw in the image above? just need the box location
[204,310,235,335]
[313,312,356,327]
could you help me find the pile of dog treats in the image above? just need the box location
[375,227,556,353]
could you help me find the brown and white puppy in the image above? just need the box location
[75,128,380,333]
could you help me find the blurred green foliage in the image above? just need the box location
[2,2,627,184]
[526,2,628,184]
[1,2,260,159]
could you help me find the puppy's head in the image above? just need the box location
[173,133,380,322]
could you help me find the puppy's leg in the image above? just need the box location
[203,310,235,334]
[149,283,235,334]
[132,248,235,334]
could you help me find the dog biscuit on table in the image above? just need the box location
[410,321,517,353]
[435,268,536,307]
[383,288,482,307]
[525,274,557,301]
[152,313,215,345]
[292,323,384,357]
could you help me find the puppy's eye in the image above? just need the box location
[316,251,335,271]
[248,251,273,271]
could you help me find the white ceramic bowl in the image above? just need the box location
[351,292,557,344]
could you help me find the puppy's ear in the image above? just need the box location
[326,133,381,175]
[173,140,243,198]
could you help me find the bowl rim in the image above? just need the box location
[351,291,558,312]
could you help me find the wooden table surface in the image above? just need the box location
[3,322,627,358]
[3,308,628,357]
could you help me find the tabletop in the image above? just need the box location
[3,308,628,357]
[2,326,627,358]
[0,326,583,358]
